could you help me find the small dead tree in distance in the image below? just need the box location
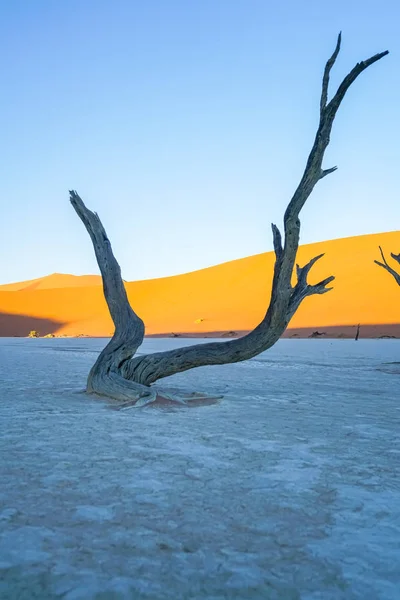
[71,34,388,409]
[374,247,400,286]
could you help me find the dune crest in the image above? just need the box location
[0,273,102,292]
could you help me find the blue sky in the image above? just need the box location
[0,0,398,284]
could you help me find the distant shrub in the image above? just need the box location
[27,330,39,338]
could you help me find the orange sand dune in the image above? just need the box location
[0,231,399,338]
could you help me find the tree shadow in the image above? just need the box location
[0,313,65,337]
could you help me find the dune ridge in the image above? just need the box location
[0,273,102,292]
[0,231,399,338]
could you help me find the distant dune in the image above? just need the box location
[0,232,399,338]
[0,273,102,292]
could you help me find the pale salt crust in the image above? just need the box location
[0,338,399,599]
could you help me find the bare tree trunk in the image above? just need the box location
[71,35,388,407]
[375,246,400,286]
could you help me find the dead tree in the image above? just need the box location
[71,34,388,408]
[374,246,400,286]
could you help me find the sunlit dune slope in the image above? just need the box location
[0,231,398,337]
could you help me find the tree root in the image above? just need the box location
[109,390,224,410]
[87,368,223,409]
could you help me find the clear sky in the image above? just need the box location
[0,0,398,284]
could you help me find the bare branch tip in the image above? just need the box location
[69,190,81,205]
[307,252,325,268]
[271,223,280,234]
[320,166,338,179]
[364,49,389,67]
[271,223,283,258]
[391,252,400,264]
[374,260,385,268]
[320,36,343,113]
[378,245,388,265]
[315,274,335,289]
[329,32,342,60]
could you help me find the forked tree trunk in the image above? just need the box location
[71,35,388,408]
[375,246,400,286]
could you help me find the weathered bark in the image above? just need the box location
[71,35,388,406]
[374,246,400,286]
[70,193,154,404]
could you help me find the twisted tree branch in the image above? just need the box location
[70,191,150,402]
[71,35,388,404]
[287,254,335,319]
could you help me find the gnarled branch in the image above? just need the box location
[70,192,151,402]
[287,254,335,320]
[374,245,400,286]
[71,35,388,404]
